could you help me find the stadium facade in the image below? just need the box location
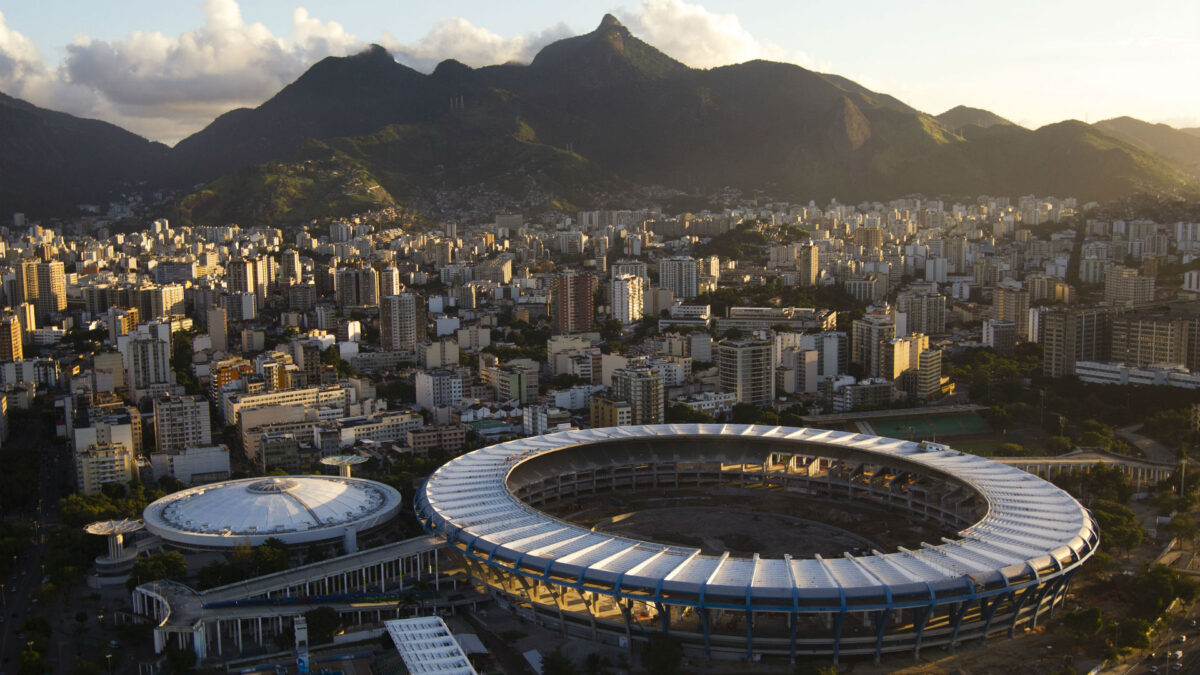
[417,424,1098,663]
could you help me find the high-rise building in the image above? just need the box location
[896,291,946,335]
[207,307,228,352]
[610,367,665,424]
[611,260,649,281]
[855,227,885,249]
[75,444,137,496]
[153,395,212,452]
[551,271,596,335]
[127,337,174,392]
[415,369,463,410]
[993,285,1030,340]
[378,266,402,299]
[796,244,819,286]
[381,293,426,352]
[1104,266,1155,305]
[33,261,65,321]
[226,258,257,304]
[0,315,21,362]
[658,257,699,299]
[916,349,943,400]
[1110,313,1191,368]
[279,249,302,285]
[14,259,37,306]
[851,312,896,379]
[337,265,380,308]
[882,334,929,381]
[611,275,644,325]
[718,338,775,406]
[1042,307,1116,377]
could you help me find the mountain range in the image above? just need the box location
[3,14,1199,224]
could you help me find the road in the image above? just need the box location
[1118,423,1177,466]
[0,409,72,674]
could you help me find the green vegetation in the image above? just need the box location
[304,606,342,644]
[127,551,188,591]
[322,345,358,378]
[665,404,713,424]
[177,154,397,226]
[640,633,684,675]
[196,538,290,589]
[59,482,166,528]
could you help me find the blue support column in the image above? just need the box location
[949,600,972,650]
[1029,579,1060,629]
[980,594,1007,643]
[789,612,799,663]
[1008,586,1039,637]
[832,612,846,666]
[913,603,934,658]
[745,609,754,660]
[656,602,670,633]
[700,608,712,657]
[873,608,893,664]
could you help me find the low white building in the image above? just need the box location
[149,445,231,485]
[1075,361,1200,389]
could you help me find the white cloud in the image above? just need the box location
[383,19,571,72]
[617,0,816,70]
[1,1,362,143]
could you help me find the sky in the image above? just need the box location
[1,0,1197,145]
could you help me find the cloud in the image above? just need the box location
[383,19,571,72]
[1,1,362,143]
[0,10,50,96]
[617,0,816,70]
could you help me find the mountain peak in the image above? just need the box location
[599,13,625,30]
[936,105,1017,130]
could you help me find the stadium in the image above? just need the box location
[416,424,1098,663]
[143,476,403,552]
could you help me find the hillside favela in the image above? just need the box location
[1,2,1200,674]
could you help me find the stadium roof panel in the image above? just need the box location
[418,424,1097,605]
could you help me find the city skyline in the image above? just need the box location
[1,0,1197,143]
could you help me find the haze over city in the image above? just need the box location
[1,0,1197,142]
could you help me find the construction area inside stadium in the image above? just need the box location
[417,424,1099,665]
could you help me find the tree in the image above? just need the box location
[598,319,623,341]
[731,403,760,425]
[127,551,188,591]
[1114,617,1152,649]
[640,633,684,675]
[304,606,341,644]
[1163,514,1198,542]
[1061,607,1104,641]
[541,649,580,675]
[1091,500,1143,556]
[665,404,713,424]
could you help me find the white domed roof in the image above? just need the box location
[143,476,402,548]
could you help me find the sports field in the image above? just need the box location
[868,411,991,440]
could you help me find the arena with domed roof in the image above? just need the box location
[143,475,403,551]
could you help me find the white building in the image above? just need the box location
[658,257,699,299]
[149,445,231,485]
[611,274,644,325]
[1075,361,1200,389]
[416,369,463,410]
[153,395,212,453]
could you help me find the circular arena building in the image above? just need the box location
[416,425,1098,663]
[144,476,403,552]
